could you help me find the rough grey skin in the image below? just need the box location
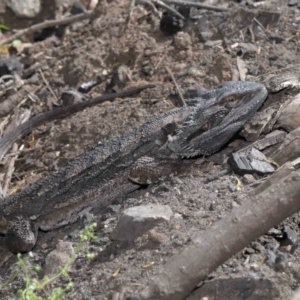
[0,81,267,253]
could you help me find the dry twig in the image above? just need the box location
[38,69,59,104]
[136,0,162,19]
[2,143,18,196]
[152,0,185,19]
[161,0,228,12]
[139,165,300,300]
[165,66,186,106]
[236,57,247,81]
[0,11,92,46]
[253,17,267,35]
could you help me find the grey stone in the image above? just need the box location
[0,56,23,77]
[110,204,173,242]
[288,0,298,6]
[228,147,276,175]
[6,0,41,18]
[242,174,256,184]
[44,241,75,277]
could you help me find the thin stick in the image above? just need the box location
[165,66,186,106]
[253,17,267,35]
[38,69,59,103]
[128,0,137,25]
[139,167,300,300]
[152,0,185,20]
[161,0,228,12]
[0,11,92,46]
[2,143,18,196]
[136,0,162,19]
[154,54,166,70]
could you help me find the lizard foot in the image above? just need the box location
[128,156,203,185]
[5,215,38,253]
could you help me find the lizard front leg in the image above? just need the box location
[2,215,38,253]
[128,155,202,185]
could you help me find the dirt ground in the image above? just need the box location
[1,0,300,299]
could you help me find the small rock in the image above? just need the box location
[44,241,75,277]
[269,35,285,43]
[70,1,87,15]
[228,147,275,176]
[269,54,279,61]
[173,32,192,50]
[288,0,298,6]
[280,226,298,253]
[7,0,41,18]
[106,205,121,214]
[148,229,168,244]
[277,93,300,131]
[242,174,256,184]
[244,247,255,254]
[173,224,181,230]
[228,182,237,192]
[269,226,298,253]
[267,249,277,264]
[197,29,213,43]
[0,57,23,77]
[61,90,85,106]
[151,183,170,194]
[41,243,49,250]
[273,253,288,272]
[282,225,298,246]
[237,42,258,55]
[204,40,223,48]
[78,80,98,93]
[268,228,282,236]
[110,204,173,242]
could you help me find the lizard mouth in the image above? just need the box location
[219,91,258,109]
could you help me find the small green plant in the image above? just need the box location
[2,223,97,300]
[16,253,74,300]
[0,23,9,31]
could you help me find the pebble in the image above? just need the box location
[44,241,75,276]
[242,174,256,184]
[148,230,168,244]
[110,204,173,242]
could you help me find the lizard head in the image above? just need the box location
[169,81,268,157]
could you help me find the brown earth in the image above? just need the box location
[1,0,300,299]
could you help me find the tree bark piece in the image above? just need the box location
[271,127,300,165]
[139,169,300,300]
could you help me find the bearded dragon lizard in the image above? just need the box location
[0,81,268,252]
